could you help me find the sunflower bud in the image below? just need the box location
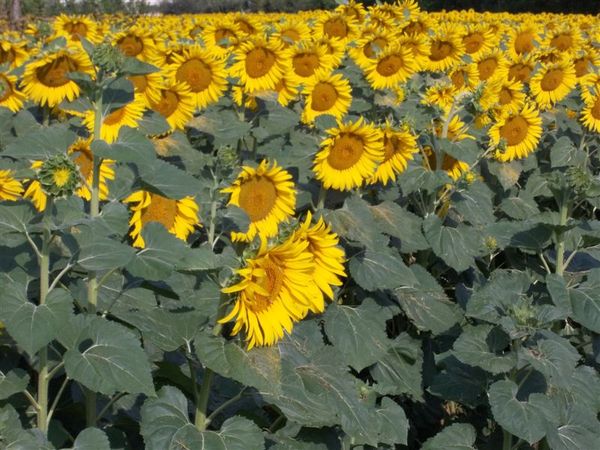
[566,166,591,196]
[216,145,239,171]
[484,236,498,253]
[92,43,125,74]
[38,154,80,198]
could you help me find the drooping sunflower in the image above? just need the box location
[0,40,29,69]
[222,160,296,243]
[301,70,352,125]
[20,47,94,107]
[434,114,474,142]
[230,37,290,93]
[123,190,200,248]
[113,26,160,64]
[425,24,465,72]
[232,14,263,37]
[529,60,577,110]
[83,96,146,143]
[401,12,432,37]
[291,211,346,309]
[68,138,115,201]
[0,170,24,201]
[313,36,346,69]
[370,121,418,185]
[364,44,417,90]
[336,0,367,23]
[220,235,318,349]
[288,41,335,86]
[489,103,543,162]
[580,94,600,133]
[0,72,25,112]
[397,33,429,71]
[313,117,384,191]
[53,14,101,44]
[148,82,196,131]
[166,45,228,111]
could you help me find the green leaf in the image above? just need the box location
[545,405,600,450]
[550,136,584,168]
[63,315,155,396]
[90,127,156,163]
[439,138,481,165]
[323,298,395,371]
[0,202,37,235]
[520,333,580,388]
[485,220,553,252]
[138,110,171,137]
[0,404,53,449]
[0,369,30,400]
[371,333,423,401]
[429,356,488,406]
[423,216,478,272]
[500,195,540,220]
[70,428,110,450]
[368,201,429,252]
[452,325,516,374]
[394,265,463,334]
[324,195,385,249]
[400,166,452,195]
[194,109,252,147]
[374,398,408,446]
[138,159,203,199]
[127,223,191,281]
[76,236,136,271]
[140,386,265,450]
[102,77,134,116]
[0,286,72,356]
[349,249,417,291]
[3,126,77,160]
[259,103,298,135]
[451,181,495,226]
[121,57,159,76]
[421,423,477,450]
[489,380,551,444]
[569,269,600,333]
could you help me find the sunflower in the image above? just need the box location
[397,33,429,70]
[274,76,299,107]
[489,103,543,162]
[364,44,417,90]
[288,41,335,86]
[581,73,600,105]
[291,211,346,308]
[370,121,418,185]
[128,71,163,107]
[507,54,536,83]
[480,75,526,113]
[337,0,367,22]
[123,190,200,248]
[401,12,432,37]
[223,160,296,243]
[53,14,100,44]
[461,24,496,60]
[201,20,240,59]
[0,40,29,69]
[544,26,583,54]
[232,14,263,37]
[83,97,146,143]
[0,170,24,201]
[68,138,115,201]
[448,63,480,92]
[475,49,509,82]
[313,36,346,69]
[573,49,600,79]
[301,70,352,125]
[529,60,576,109]
[422,81,458,114]
[149,82,195,131]
[113,26,160,64]
[166,45,228,110]
[220,235,318,349]
[230,37,290,93]
[0,72,25,112]
[506,22,539,59]
[20,47,94,107]
[423,145,469,181]
[314,12,359,44]
[580,94,600,133]
[232,84,259,111]
[313,117,384,191]
[349,30,393,69]
[271,19,312,48]
[425,24,465,72]
[434,115,474,142]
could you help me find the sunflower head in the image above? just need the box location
[92,42,126,74]
[38,154,80,198]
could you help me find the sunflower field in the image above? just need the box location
[0,0,599,448]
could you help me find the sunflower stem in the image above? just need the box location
[502,429,512,450]
[555,191,569,276]
[317,186,327,210]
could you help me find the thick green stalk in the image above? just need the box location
[316,186,327,210]
[502,429,512,450]
[555,196,569,276]
[37,227,50,433]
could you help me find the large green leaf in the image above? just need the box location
[90,128,156,163]
[69,428,111,450]
[75,236,136,271]
[0,286,72,356]
[451,181,495,226]
[349,249,417,291]
[102,77,134,116]
[0,369,29,400]
[138,158,203,199]
[423,216,479,272]
[322,298,395,371]
[62,315,155,396]
[3,126,77,160]
[544,405,600,450]
[368,201,429,252]
[452,324,517,374]
[0,404,53,449]
[421,423,477,450]
[569,269,600,333]
[429,356,488,407]
[0,202,37,235]
[140,386,265,450]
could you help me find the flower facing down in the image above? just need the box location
[0,170,24,202]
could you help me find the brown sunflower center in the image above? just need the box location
[72,146,93,179]
[310,82,338,111]
[292,52,320,77]
[64,21,88,40]
[0,47,15,64]
[550,33,572,51]
[363,37,387,58]
[151,90,179,118]
[540,69,564,91]
[253,260,284,312]
[104,106,127,126]
[245,47,276,78]
[0,75,12,101]
[35,55,78,88]
[129,74,148,93]
[590,97,600,120]
[177,58,212,92]
[429,40,453,61]
[463,32,484,54]
[514,31,534,54]
[508,63,532,82]
[377,54,404,76]
[238,176,277,222]
[574,57,591,77]
[235,19,254,34]
[498,87,513,105]
[214,28,236,47]
[323,18,348,39]
[477,57,498,80]
[383,135,402,161]
[118,35,144,57]
[451,70,466,89]
[141,194,178,229]
[500,115,529,146]
[328,133,364,170]
[281,28,301,43]
[403,20,425,36]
